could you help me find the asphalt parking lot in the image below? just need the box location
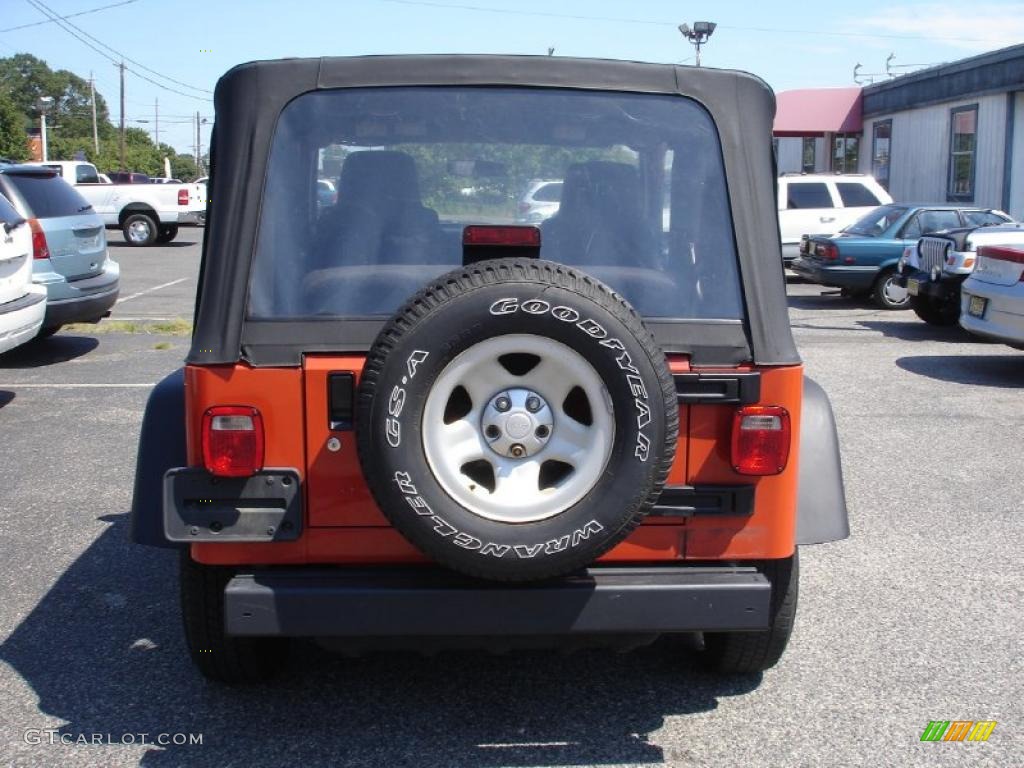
[1,237,1021,768]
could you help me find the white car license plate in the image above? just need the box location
[968,295,987,318]
[907,279,919,296]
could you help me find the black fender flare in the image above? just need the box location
[796,376,850,544]
[129,368,187,548]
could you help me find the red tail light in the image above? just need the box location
[815,242,839,261]
[202,406,265,477]
[731,406,791,475]
[463,225,541,247]
[28,218,50,260]
[178,188,189,206]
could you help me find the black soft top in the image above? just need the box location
[191,55,798,367]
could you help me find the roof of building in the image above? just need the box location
[862,43,1024,117]
[773,87,862,136]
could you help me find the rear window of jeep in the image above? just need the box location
[250,87,744,321]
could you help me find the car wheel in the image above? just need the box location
[122,213,158,246]
[701,550,799,674]
[156,224,179,243]
[872,268,909,310]
[357,258,678,582]
[179,551,289,683]
[910,294,959,326]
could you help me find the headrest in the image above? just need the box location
[559,161,642,220]
[337,151,421,203]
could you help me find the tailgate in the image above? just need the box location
[0,222,33,305]
[972,245,1024,286]
[40,213,107,281]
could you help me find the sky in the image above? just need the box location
[1,0,1022,156]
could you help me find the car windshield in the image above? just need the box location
[249,86,744,321]
[842,205,908,237]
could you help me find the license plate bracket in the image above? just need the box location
[163,467,302,542]
[968,294,987,318]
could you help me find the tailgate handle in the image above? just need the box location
[674,372,761,405]
[328,372,355,430]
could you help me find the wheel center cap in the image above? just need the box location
[482,387,554,459]
[505,413,532,439]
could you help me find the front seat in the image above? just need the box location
[314,151,439,269]
[542,161,657,269]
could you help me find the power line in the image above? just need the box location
[0,0,138,33]
[376,0,1004,44]
[23,0,213,99]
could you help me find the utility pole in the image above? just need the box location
[154,98,159,147]
[195,111,201,173]
[89,72,99,154]
[118,60,126,170]
[37,96,53,162]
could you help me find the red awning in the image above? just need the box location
[773,87,863,136]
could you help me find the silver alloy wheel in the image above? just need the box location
[127,218,153,243]
[882,274,909,306]
[421,334,614,524]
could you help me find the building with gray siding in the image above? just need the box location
[774,44,1024,219]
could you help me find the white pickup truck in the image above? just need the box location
[29,161,205,246]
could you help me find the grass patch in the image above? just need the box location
[153,342,172,350]
[65,318,193,336]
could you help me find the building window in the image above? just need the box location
[948,105,977,201]
[871,120,892,190]
[801,137,816,172]
[833,135,859,173]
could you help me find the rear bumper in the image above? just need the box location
[37,262,120,327]
[43,281,119,326]
[790,257,876,289]
[0,286,46,354]
[224,565,772,637]
[960,279,1024,346]
[781,242,800,266]
[160,210,204,227]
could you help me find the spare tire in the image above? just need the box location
[357,258,678,581]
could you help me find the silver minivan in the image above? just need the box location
[0,165,119,336]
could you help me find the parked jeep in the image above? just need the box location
[898,222,1024,325]
[130,55,849,683]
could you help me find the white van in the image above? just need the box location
[778,174,891,264]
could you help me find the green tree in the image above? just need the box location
[1,52,199,178]
[0,91,30,161]
[0,53,114,141]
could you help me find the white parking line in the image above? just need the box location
[0,383,154,388]
[116,278,188,304]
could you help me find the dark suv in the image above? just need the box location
[131,55,849,683]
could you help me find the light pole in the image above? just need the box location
[678,21,717,67]
[37,96,54,162]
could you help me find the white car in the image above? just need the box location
[517,179,562,223]
[29,161,205,246]
[960,245,1024,348]
[0,192,46,354]
[778,174,892,264]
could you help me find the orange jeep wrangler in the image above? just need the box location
[130,55,849,683]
